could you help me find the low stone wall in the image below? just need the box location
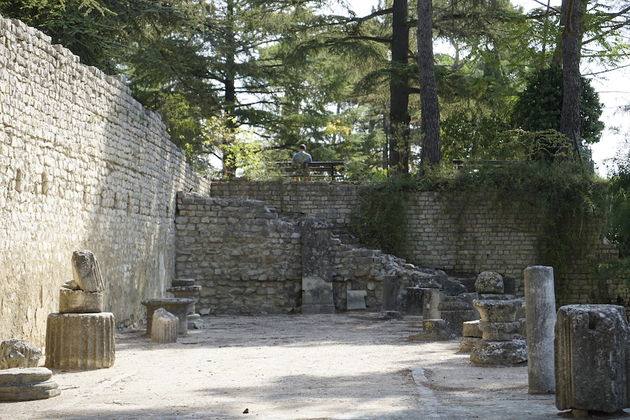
[0,16,209,344]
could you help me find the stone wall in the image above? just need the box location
[175,192,442,314]
[210,181,617,305]
[0,17,209,345]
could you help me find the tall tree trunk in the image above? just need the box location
[223,0,237,178]
[388,0,410,175]
[559,0,586,161]
[417,0,441,167]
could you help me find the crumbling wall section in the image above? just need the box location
[0,17,209,344]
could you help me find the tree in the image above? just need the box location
[559,0,588,161]
[417,0,440,167]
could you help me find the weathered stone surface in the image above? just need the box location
[151,308,178,344]
[475,271,504,294]
[0,380,60,402]
[142,298,194,335]
[405,287,423,315]
[419,319,452,340]
[45,312,115,370]
[171,278,196,287]
[59,288,103,313]
[0,368,51,385]
[459,336,482,353]
[0,340,42,369]
[421,288,442,320]
[441,278,466,296]
[441,310,478,337]
[71,250,105,292]
[478,294,515,300]
[479,320,522,341]
[471,340,527,365]
[473,299,522,322]
[555,304,630,413]
[301,218,336,314]
[438,296,472,311]
[524,265,556,394]
[382,276,401,311]
[462,320,482,338]
[346,290,367,311]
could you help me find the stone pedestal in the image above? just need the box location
[0,368,60,401]
[45,313,115,370]
[439,296,477,337]
[421,288,442,320]
[524,265,556,394]
[555,304,630,414]
[460,320,483,352]
[167,285,202,314]
[142,298,193,335]
[471,273,526,366]
[151,308,178,344]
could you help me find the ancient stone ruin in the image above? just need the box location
[471,271,527,365]
[142,298,194,336]
[45,251,115,370]
[167,278,203,329]
[0,339,42,370]
[0,367,60,402]
[151,308,179,344]
[555,304,630,415]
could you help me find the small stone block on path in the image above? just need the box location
[151,308,178,344]
[346,290,367,311]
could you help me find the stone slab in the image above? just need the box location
[301,276,335,314]
[471,339,528,366]
[0,380,60,402]
[59,288,103,313]
[0,368,52,385]
[346,290,367,311]
[462,320,482,338]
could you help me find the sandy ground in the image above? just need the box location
[1,314,628,420]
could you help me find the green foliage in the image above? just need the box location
[351,176,416,255]
[512,66,604,145]
[352,161,609,302]
[608,145,630,257]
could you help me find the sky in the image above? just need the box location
[346,0,628,176]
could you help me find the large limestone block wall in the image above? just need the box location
[0,17,209,344]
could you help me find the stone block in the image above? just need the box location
[59,288,103,313]
[421,288,442,320]
[459,336,482,353]
[142,298,194,335]
[172,278,196,287]
[471,339,527,365]
[475,271,504,294]
[151,308,178,344]
[419,319,452,340]
[555,304,630,413]
[301,276,335,314]
[473,299,522,322]
[71,250,105,292]
[45,312,115,370]
[479,320,522,341]
[0,368,51,385]
[0,339,42,369]
[462,320,482,338]
[346,290,367,311]
[442,310,478,337]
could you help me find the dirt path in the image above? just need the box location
[1,314,626,419]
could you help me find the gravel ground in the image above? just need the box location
[1,314,628,420]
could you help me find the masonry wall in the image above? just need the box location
[210,181,617,305]
[0,17,209,345]
[175,193,303,313]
